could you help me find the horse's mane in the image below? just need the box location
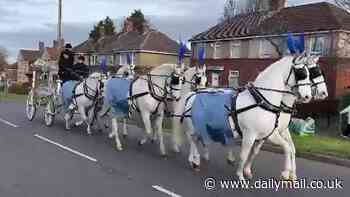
[255,56,293,82]
[117,65,129,75]
[89,72,103,79]
[184,67,196,80]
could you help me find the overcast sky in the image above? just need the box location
[0,0,333,62]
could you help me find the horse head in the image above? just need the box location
[305,55,328,100]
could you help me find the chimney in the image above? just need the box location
[39,41,45,51]
[269,0,286,11]
[53,40,58,48]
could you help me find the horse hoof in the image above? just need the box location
[243,169,253,180]
[227,159,235,166]
[289,174,298,181]
[289,172,298,181]
[161,154,168,159]
[138,140,144,146]
[108,133,114,139]
[191,162,200,172]
[173,148,181,154]
[281,171,291,180]
[116,146,123,151]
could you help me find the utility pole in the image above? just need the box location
[57,0,63,49]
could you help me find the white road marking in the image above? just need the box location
[34,134,98,163]
[152,185,182,197]
[0,117,19,128]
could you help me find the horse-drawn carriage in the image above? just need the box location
[25,58,60,126]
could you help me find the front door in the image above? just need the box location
[212,72,219,87]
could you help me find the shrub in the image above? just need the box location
[8,83,29,95]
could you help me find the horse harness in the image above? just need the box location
[124,73,183,116]
[180,59,311,141]
[70,78,103,112]
[230,59,311,141]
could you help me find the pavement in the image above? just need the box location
[0,101,349,197]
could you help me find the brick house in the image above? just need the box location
[17,41,59,83]
[17,48,42,83]
[4,63,18,83]
[74,27,190,73]
[190,1,350,114]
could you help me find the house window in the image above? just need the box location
[120,53,135,66]
[228,70,240,88]
[310,36,326,56]
[213,42,222,59]
[92,55,98,65]
[230,41,241,58]
[260,39,274,58]
[107,55,114,65]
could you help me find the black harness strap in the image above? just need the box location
[230,85,283,141]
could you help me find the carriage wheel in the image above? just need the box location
[26,90,36,121]
[44,97,55,127]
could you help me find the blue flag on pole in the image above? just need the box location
[178,42,186,63]
[287,32,297,54]
[198,47,205,65]
[100,56,108,73]
[126,53,132,65]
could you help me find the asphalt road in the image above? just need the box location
[0,101,349,197]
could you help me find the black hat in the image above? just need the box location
[65,43,72,49]
[78,55,85,61]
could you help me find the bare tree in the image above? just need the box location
[220,0,264,21]
[258,12,289,57]
[220,0,239,21]
[335,0,350,11]
[0,47,8,71]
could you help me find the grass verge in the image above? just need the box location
[0,93,27,103]
[292,133,350,160]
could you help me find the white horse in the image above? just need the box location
[170,65,207,153]
[175,55,313,181]
[63,72,104,135]
[105,64,185,156]
[235,54,328,180]
[106,64,208,153]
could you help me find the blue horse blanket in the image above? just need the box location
[191,89,235,146]
[62,80,79,111]
[105,78,131,117]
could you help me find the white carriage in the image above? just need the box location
[25,58,61,126]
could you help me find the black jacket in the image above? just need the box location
[58,50,75,82]
[72,63,89,80]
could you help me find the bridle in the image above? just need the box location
[165,72,184,101]
[285,56,312,93]
[281,58,326,114]
[229,56,313,140]
[308,64,326,87]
